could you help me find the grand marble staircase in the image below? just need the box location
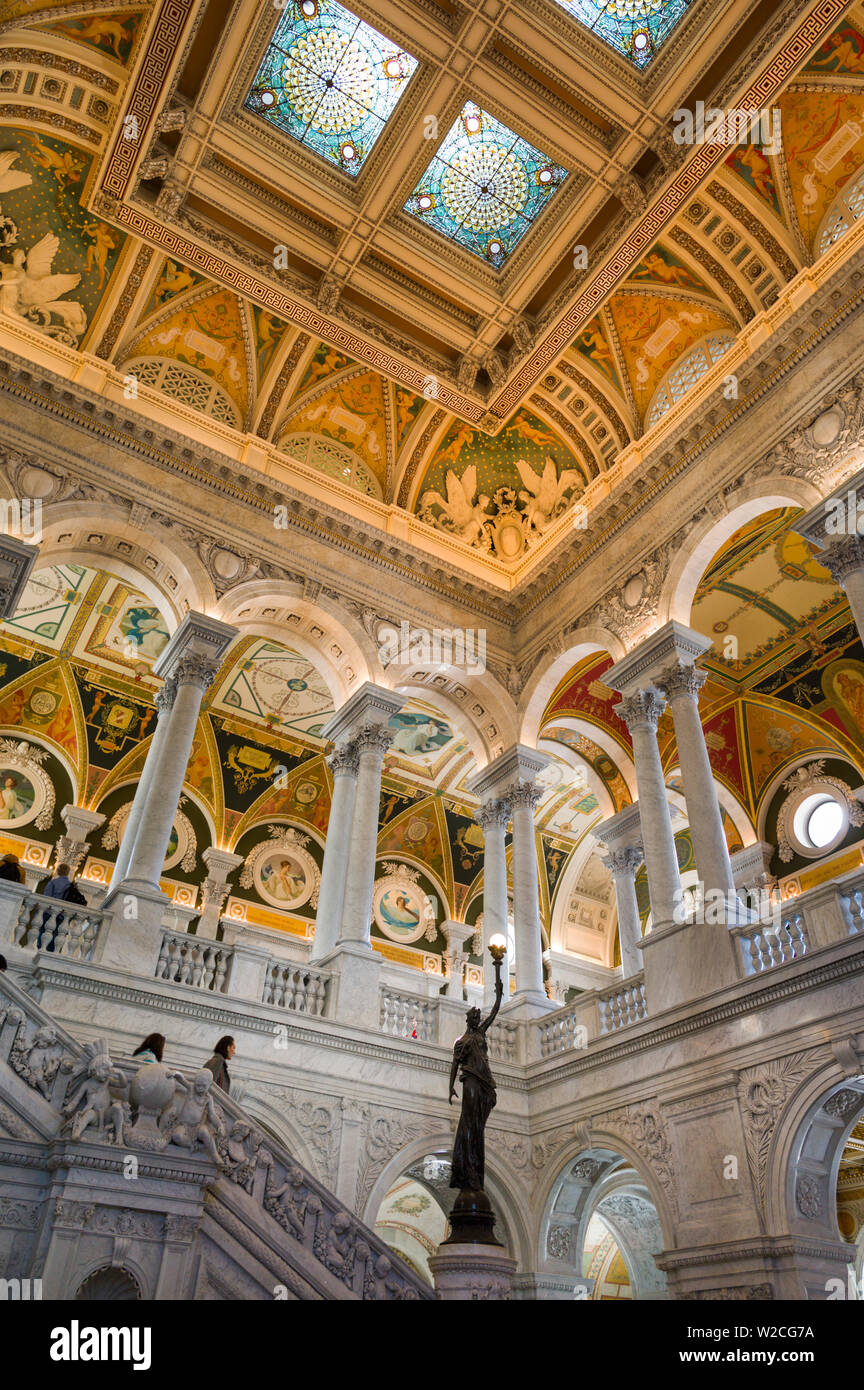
[0,971,433,1300]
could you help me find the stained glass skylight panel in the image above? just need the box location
[553,0,694,68]
[246,0,417,176]
[404,102,568,267]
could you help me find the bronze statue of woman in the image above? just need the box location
[448,966,504,1191]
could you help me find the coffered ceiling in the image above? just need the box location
[88,0,847,419]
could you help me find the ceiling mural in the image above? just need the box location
[278,368,390,488]
[32,9,145,65]
[0,130,124,348]
[779,89,864,249]
[211,638,335,738]
[416,408,588,558]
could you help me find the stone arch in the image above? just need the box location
[537,713,636,802]
[519,631,628,749]
[361,1130,533,1273]
[31,499,215,623]
[765,1063,864,1296]
[71,1260,146,1301]
[214,581,379,708]
[538,1140,671,1299]
[658,479,823,627]
[236,1089,325,1183]
[390,670,516,768]
[548,830,617,969]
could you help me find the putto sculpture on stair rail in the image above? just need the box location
[445,934,506,1245]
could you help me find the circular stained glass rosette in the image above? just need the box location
[406,103,567,265]
[246,0,417,175]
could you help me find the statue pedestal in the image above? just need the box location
[429,1244,517,1301]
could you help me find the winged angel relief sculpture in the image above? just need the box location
[419,456,582,557]
[0,153,87,345]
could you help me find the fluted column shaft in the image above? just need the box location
[122,657,217,893]
[506,780,546,1000]
[111,677,177,889]
[339,724,392,946]
[658,663,735,898]
[312,739,360,960]
[616,689,682,928]
[822,536,864,645]
[601,846,644,977]
[476,798,510,1007]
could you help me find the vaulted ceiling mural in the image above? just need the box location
[3,1,864,564]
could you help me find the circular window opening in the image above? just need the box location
[792,791,847,854]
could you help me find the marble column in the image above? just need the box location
[441,920,474,1001]
[310,738,359,962]
[595,803,644,977]
[794,475,864,642]
[339,724,395,946]
[474,798,511,1008]
[614,690,681,930]
[508,780,547,1005]
[120,655,221,895]
[109,678,176,889]
[0,534,38,619]
[54,805,106,876]
[196,847,244,940]
[817,536,864,641]
[316,683,404,1029]
[656,662,735,898]
[469,745,553,1015]
[97,613,237,974]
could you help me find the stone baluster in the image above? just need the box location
[656,662,735,899]
[310,738,360,962]
[196,847,244,940]
[614,689,682,930]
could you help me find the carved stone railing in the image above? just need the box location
[731,913,809,976]
[597,974,647,1034]
[3,887,107,963]
[536,994,600,1060]
[486,1022,521,1066]
[840,881,864,936]
[155,929,233,993]
[262,960,329,1016]
[0,972,433,1300]
[378,987,438,1043]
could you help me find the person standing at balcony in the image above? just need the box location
[40,862,71,899]
[204,1036,235,1094]
[0,853,22,883]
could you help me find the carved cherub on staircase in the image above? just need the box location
[8,1017,66,1099]
[267,1164,318,1242]
[160,1069,224,1166]
[62,1040,126,1143]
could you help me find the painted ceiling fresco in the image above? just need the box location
[2,3,863,563]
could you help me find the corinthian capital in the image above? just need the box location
[505,778,542,811]
[615,688,666,733]
[819,534,864,587]
[601,845,643,878]
[475,797,511,831]
[657,662,706,703]
[356,723,394,758]
[174,653,220,692]
[155,675,177,715]
[327,739,360,778]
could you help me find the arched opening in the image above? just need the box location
[543,1147,669,1300]
[74,1265,142,1300]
